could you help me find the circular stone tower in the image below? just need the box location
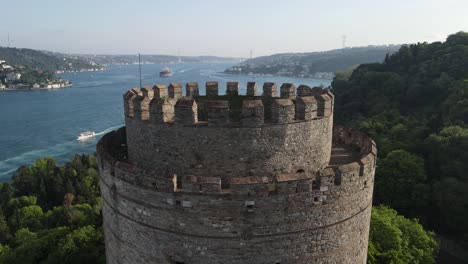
[97,81,377,264]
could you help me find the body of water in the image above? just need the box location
[0,62,331,181]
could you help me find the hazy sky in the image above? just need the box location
[1,0,467,57]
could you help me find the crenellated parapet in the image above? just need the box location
[333,126,377,157]
[124,81,333,127]
[123,88,141,118]
[98,125,375,202]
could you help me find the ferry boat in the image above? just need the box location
[76,131,96,141]
[159,66,173,77]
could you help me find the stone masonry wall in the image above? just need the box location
[125,82,334,183]
[97,82,377,264]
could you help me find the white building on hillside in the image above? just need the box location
[6,73,21,81]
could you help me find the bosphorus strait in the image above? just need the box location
[0,62,330,180]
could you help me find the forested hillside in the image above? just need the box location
[83,54,239,65]
[225,45,400,78]
[332,31,468,257]
[0,47,102,73]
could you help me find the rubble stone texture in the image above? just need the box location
[97,81,377,264]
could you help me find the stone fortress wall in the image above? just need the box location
[124,81,333,186]
[97,81,377,264]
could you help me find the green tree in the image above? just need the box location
[0,227,68,264]
[0,210,11,244]
[368,206,438,264]
[8,205,44,232]
[432,178,468,245]
[374,150,430,217]
[56,225,106,264]
[0,184,13,209]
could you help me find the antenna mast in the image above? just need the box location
[342,35,347,49]
[138,53,142,88]
[7,33,10,48]
[249,50,253,59]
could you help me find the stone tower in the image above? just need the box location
[97,81,377,264]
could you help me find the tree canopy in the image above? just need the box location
[332,32,468,252]
[0,155,104,264]
[368,206,438,264]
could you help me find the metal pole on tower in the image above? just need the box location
[138,53,142,88]
[342,35,347,49]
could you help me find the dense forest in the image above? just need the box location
[332,32,468,262]
[0,155,104,263]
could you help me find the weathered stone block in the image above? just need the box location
[153,84,168,99]
[263,82,277,97]
[141,86,154,99]
[295,96,318,120]
[207,100,229,127]
[174,97,198,125]
[226,82,239,96]
[168,82,183,99]
[247,82,258,96]
[297,85,313,96]
[280,83,296,98]
[186,82,200,97]
[206,81,219,96]
[271,99,295,123]
[241,100,264,127]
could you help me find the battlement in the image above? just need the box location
[124,82,333,127]
[98,126,375,200]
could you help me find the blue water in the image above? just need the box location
[0,62,331,181]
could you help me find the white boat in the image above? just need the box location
[76,131,96,141]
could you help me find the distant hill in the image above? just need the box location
[225,45,401,78]
[0,47,102,73]
[79,54,240,65]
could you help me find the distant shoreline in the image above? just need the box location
[55,68,106,74]
[0,83,72,91]
[102,60,240,66]
[223,71,334,80]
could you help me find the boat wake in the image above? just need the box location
[199,71,231,82]
[0,124,123,181]
[94,124,123,136]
